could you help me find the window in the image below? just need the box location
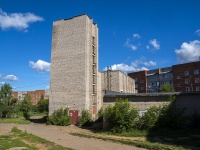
[186,87,191,92]
[140,80,144,83]
[177,76,181,79]
[92,36,95,45]
[185,79,190,84]
[92,84,95,94]
[196,87,200,91]
[135,84,138,88]
[148,82,153,87]
[194,69,199,75]
[135,78,138,82]
[177,84,181,87]
[195,78,200,83]
[184,71,189,76]
[141,87,144,90]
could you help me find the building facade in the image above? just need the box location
[49,15,135,118]
[128,61,200,93]
[49,15,99,115]
[173,61,200,92]
[12,90,49,105]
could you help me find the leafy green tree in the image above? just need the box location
[160,83,174,92]
[20,94,32,120]
[0,83,19,118]
[104,98,138,133]
[37,95,49,113]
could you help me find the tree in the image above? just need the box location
[104,98,138,133]
[37,98,49,113]
[21,94,32,120]
[160,83,174,92]
[0,83,18,118]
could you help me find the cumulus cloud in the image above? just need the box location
[104,63,148,73]
[103,58,156,73]
[29,60,50,72]
[0,74,19,81]
[0,8,44,30]
[0,82,5,85]
[175,40,200,63]
[195,29,200,36]
[143,61,157,67]
[125,39,137,50]
[149,39,160,50]
[133,34,141,39]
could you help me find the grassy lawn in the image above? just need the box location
[0,127,72,150]
[0,118,31,124]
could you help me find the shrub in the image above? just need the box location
[137,106,162,130]
[77,109,93,127]
[46,108,70,126]
[104,98,138,133]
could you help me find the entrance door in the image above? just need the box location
[69,110,78,125]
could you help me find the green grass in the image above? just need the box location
[0,127,72,150]
[0,118,31,124]
[101,129,148,137]
[70,132,189,150]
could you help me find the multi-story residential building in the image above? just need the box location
[12,90,49,105]
[173,61,200,92]
[128,61,200,93]
[49,15,135,119]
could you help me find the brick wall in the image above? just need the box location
[103,92,200,116]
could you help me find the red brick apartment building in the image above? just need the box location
[12,90,49,105]
[128,61,200,93]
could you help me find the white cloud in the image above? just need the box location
[46,85,50,89]
[133,34,141,39]
[143,61,157,67]
[146,45,150,49]
[103,58,157,73]
[0,82,5,85]
[175,40,200,63]
[195,29,200,36]
[104,63,148,73]
[149,39,160,50]
[125,39,137,50]
[0,74,19,81]
[0,9,44,30]
[29,60,50,72]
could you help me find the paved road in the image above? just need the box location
[0,123,146,150]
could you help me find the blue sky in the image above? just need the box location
[0,0,200,91]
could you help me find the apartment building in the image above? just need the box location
[128,61,200,93]
[12,90,49,105]
[173,61,200,92]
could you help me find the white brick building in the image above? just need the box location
[49,15,135,118]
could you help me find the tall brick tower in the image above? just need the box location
[49,15,99,116]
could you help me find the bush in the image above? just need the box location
[77,109,93,127]
[157,102,185,129]
[104,98,138,133]
[46,108,70,126]
[95,108,104,122]
[137,106,162,130]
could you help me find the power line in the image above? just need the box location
[14,82,49,89]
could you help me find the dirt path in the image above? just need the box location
[0,123,147,150]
